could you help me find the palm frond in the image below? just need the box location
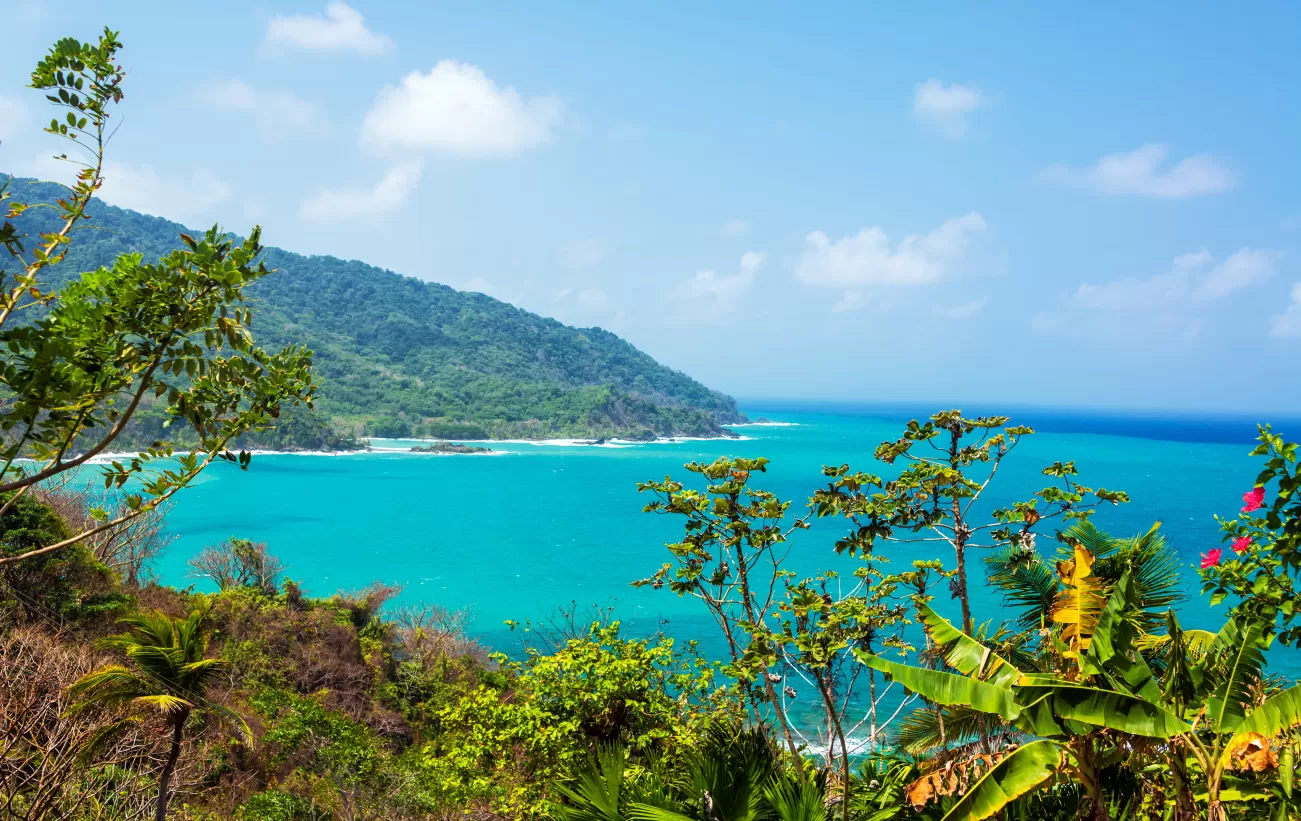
[1094,522,1185,632]
[764,776,828,821]
[130,693,194,716]
[893,703,990,755]
[203,703,253,745]
[984,546,1058,630]
[553,746,628,821]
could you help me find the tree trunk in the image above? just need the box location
[154,712,188,821]
[731,531,799,758]
[1169,751,1197,821]
[947,426,974,634]
[1074,740,1110,821]
[954,536,973,635]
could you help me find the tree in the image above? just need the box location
[0,30,316,567]
[855,410,1128,633]
[857,564,1193,821]
[67,604,250,821]
[1201,425,1301,644]
[634,457,810,757]
[188,537,285,595]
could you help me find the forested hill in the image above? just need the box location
[2,174,745,444]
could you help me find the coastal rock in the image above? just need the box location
[409,441,493,455]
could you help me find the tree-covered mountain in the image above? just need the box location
[2,174,745,446]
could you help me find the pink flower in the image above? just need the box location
[1201,548,1223,569]
[1242,487,1266,513]
[1232,537,1252,554]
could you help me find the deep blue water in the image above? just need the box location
[142,402,1298,742]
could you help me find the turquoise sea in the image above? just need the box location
[148,402,1301,693]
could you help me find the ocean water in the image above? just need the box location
[149,402,1301,692]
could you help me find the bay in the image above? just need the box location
[148,403,1300,682]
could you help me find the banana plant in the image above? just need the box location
[1161,609,1301,821]
[856,558,1191,821]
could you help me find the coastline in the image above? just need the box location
[54,432,758,465]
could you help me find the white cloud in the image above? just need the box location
[1193,248,1281,301]
[934,298,988,319]
[203,80,321,142]
[831,291,866,313]
[298,162,423,223]
[264,2,393,56]
[796,212,986,288]
[560,239,608,269]
[722,218,749,237]
[97,162,233,226]
[1071,247,1280,312]
[1271,283,1301,338]
[1037,248,1283,339]
[360,60,562,156]
[674,251,765,314]
[0,96,26,142]
[1037,144,1235,199]
[913,80,989,139]
[576,288,609,310]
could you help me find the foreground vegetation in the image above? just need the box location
[3,26,1300,821]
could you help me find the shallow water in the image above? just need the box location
[144,402,1300,741]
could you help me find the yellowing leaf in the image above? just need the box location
[1051,543,1105,665]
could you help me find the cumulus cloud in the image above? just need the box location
[1272,283,1301,338]
[796,212,986,289]
[1037,145,1235,198]
[1036,248,1283,339]
[1193,248,1281,301]
[674,251,766,314]
[560,240,609,269]
[298,162,423,223]
[203,80,321,141]
[361,61,563,156]
[264,2,393,56]
[0,96,25,142]
[913,80,989,139]
[1072,248,1280,311]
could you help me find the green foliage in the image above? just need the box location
[425,621,740,816]
[1201,424,1301,644]
[1,32,316,569]
[0,490,126,621]
[2,176,744,446]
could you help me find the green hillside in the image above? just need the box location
[2,174,744,445]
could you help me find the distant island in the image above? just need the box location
[408,441,494,454]
[3,174,747,450]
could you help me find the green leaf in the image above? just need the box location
[1012,682,1190,739]
[918,604,1022,688]
[1225,686,1301,759]
[856,652,1019,721]
[1200,617,1266,732]
[938,740,1064,821]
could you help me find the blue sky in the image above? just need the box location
[3,1,1299,413]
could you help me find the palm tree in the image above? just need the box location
[67,603,249,821]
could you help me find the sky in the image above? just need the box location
[2,1,1299,414]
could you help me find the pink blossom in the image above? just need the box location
[1232,537,1252,554]
[1200,549,1223,569]
[1242,487,1266,513]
